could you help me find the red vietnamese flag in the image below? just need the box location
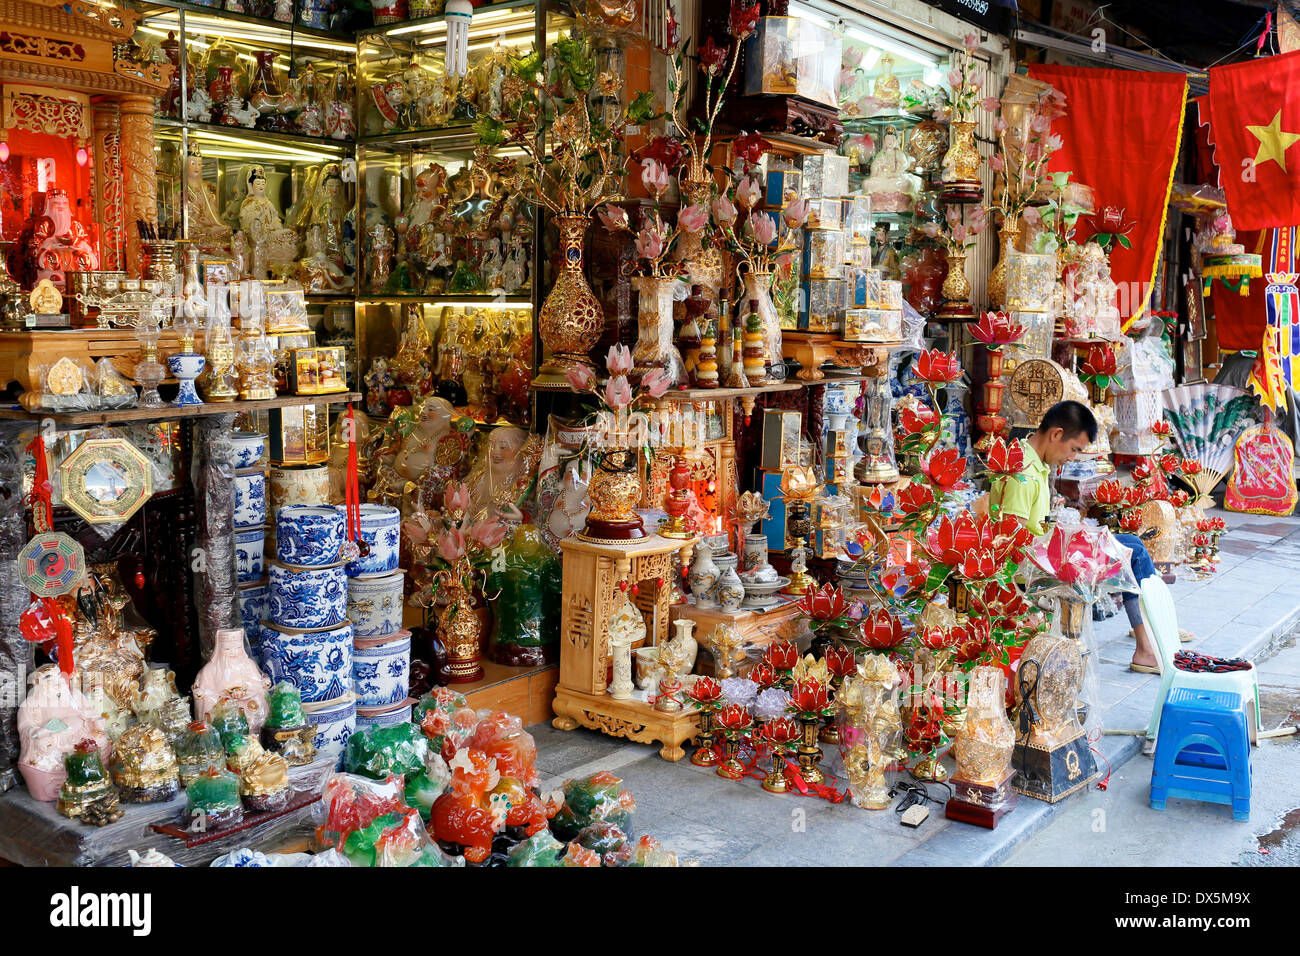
[1207,50,1300,230]
[1027,65,1187,330]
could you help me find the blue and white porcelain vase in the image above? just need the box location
[237,579,269,635]
[231,432,267,469]
[269,560,348,629]
[233,469,267,529]
[235,528,266,583]
[355,698,414,731]
[345,570,405,637]
[351,630,411,708]
[302,692,356,769]
[346,504,402,577]
[259,619,353,703]
[275,505,345,567]
[168,352,205,407]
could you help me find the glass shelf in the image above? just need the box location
[356,0,537,38]
[134,0,358,43]
[156,117,354,159]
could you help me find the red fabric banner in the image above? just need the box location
[1206,50,1300,231]
[1026,65,1187,329]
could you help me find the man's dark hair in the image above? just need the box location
[1038,400,1098,442]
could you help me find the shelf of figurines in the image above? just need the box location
[357,123,481,150]
[355,0,535,37]
[356,294,532,304]
[156,116,354,153]
[530,380,804,402]
[136,0,356,42]
[0,392,362,428]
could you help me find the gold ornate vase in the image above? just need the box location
[937,250,976,323]
[986,221,1020,310]
[940,119,983,202]
[438,563,485,683]
[581,448,646,540]
[953,666,1016,786]
[537,213,603,379]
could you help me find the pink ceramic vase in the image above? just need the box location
[192,628,271,734]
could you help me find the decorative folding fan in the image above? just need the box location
[1162,383,1257,503]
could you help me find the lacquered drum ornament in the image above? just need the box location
[275,505,345,567]
[259,620,353,703]
[269,559,348,629]
[346,504,401,576]
[346,570,406,636]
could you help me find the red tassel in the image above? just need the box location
[55,609,74,679]
[24,434,52,533]
[345,404,361,544]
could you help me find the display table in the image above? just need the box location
[670,598,805,676]
[551,533,699,761]
[0,756,333,867]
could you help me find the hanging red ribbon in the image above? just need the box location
[24,434,52,533]
[345,404,361,545]
[1258,10,1274,52]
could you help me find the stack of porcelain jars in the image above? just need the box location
[260,504,353,766]
[234,431,270,637]
[344,505,411,731]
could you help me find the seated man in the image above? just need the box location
[990,400,1161,674]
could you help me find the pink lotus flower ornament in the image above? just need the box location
[436,528,467,563]
[604,375,634,409]
[712,196,737,226]
[641,368,672,398]
[565,365,594,391]
[677,204,709,234]
[735,175,762,211]
[606,344,634,376]
[640,158,670,199]
[598,205,630,232]
[781,198,810,229]
[444,482,472,516]
[745,211,777,245]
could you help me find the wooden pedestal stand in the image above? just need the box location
[551,534,700,761]
[944,769,1018,829]
[669,599,805,677]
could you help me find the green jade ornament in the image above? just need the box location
[57,740,123,826]
[184,766,243,830]
[260,682,317,766]
[487,525,562,667]
[209,699,251,749]
[177,720,226,787]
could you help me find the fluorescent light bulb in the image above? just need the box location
[845,26,938,67]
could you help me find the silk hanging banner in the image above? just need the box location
[1206,49,1300,231]
[1026,65,1187,331]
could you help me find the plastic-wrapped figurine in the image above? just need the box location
[550,771,636,842]
[506,830,566,867]
[260,682,317,766]
[17,664,111,801]
[192,628,271,735]
[431,749,506,864]
[575,820,632,866]
[414,687,472,758]
[485,525,561,667]
[344,722,428,781]
[209,698,251,748]
[112,724,180,803]
[184,766,244,830]
[627,834,689,867]
[562,843,602,867]
[57,740,123,826]
[176,720,226,787]
[226,735,290,813]
[469,711,540,790]
[132,666,191,746]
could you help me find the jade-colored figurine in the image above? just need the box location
[57,740,123,826]
[549,771,636,841]
[176,720,225,787]
[209,699,251,749]
[260,682,317,767]
[485,525,561,667]
[506,830,566,867]
[184,766,243,830]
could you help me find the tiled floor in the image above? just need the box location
[528,507,1300,866]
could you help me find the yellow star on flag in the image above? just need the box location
[1247,109,1300,173]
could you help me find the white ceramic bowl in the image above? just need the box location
[232,432,267,470]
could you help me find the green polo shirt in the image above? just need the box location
[993,439,1049,534]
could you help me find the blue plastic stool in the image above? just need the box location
[1150,688,1251,821]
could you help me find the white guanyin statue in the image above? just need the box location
[239,165,300,279]
[861,126,921,214]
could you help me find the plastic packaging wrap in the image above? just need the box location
[193,416,241,663]
[549,770,636,842]
[484,525,561,666]
[93,358,138,409]
[313,770,464,867]
[835,653,904,810]
[0,423,33,789]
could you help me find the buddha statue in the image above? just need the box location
[873,54,901,109]
[239,165,300,279]
[862,126,921,214]
[184,144,232,252]
[468,426,543,523]
[306,165,352,285]
[389,304,434,397]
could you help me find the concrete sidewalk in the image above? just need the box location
[528,508,1300,866]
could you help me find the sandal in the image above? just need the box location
[1129,662,1161,674]
[1179,629,1196,643]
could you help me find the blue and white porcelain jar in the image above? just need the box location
[275,505,345,567]
[259,620,353,703]
[354,698,414,731]
[269,560,348,629]
[231,432,267,470]
[346,570,406,637]
[346,504,401,577]
[233,468,267,530]
[351,631,411,708]
[237,579,269,636]
[235,528,266,584]
[301,693,356,769]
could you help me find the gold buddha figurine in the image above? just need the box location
[226,735,290,812]
[112,723,180,803]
